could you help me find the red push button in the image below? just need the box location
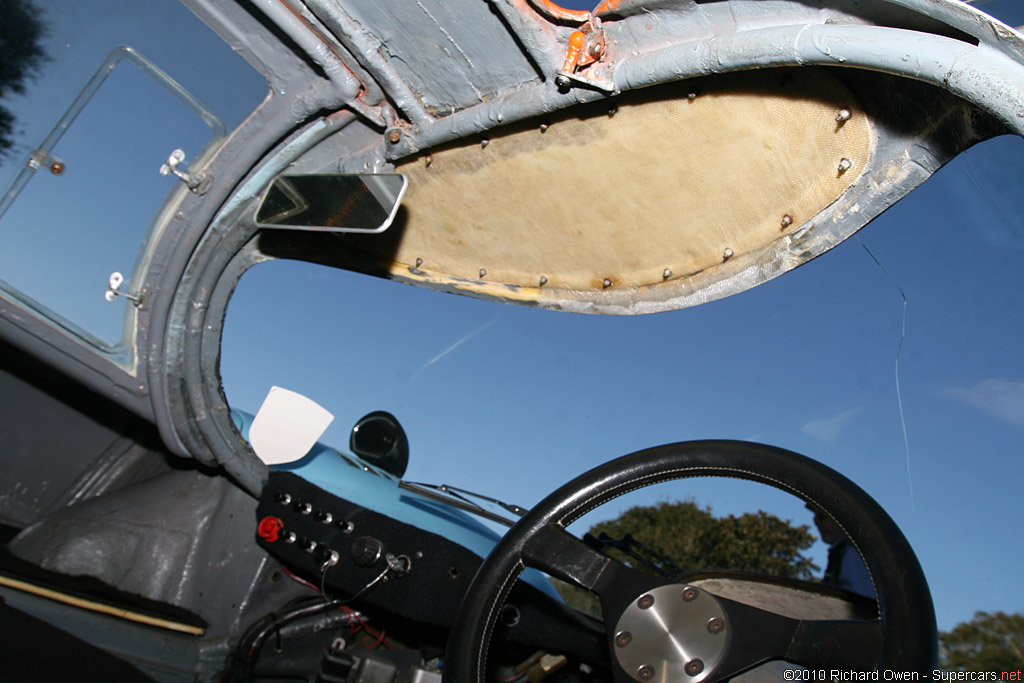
[258,516,284,542]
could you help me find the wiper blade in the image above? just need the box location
[398,481,527,527]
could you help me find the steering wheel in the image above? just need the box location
[444,441,936,683]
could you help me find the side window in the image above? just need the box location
[0,0,267,362]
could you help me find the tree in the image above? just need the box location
[939,611,1024,671]
[554,500,818,614]
[0,0,48,158]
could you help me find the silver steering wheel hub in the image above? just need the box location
[613,584,729,683]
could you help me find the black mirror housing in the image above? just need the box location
[349,411,409,478]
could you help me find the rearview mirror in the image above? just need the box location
[350,411,409,478]
[256,173,407,233]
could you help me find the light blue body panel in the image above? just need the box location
[230,410,559,599]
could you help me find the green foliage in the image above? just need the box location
[0,0,48,157]
[554,500,818,615]
[939,611,1024,671]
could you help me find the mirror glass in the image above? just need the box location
[256,174,407,233]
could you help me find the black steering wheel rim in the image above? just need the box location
[444,440,936,683]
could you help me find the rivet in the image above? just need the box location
[539,123,550,133]
[723,248,734,260]
[175,211,183,220]
[415,258,423,267]
[638,594,654,609]
[608,104,618,117]
[837,158,852,173]
[615,631,632,647]
[687,92,697,101]
[638,665,655,681]
[479,268,487,278]
[387,128,402,144]
[539,276,548,286]
[481,139,490,148]
[836,108,852,123]
[707,617,725,634]
[781,214,794,229]
[554,75,571,89]
[425,154,433,168]
[602,278,613,289]
[663,268,672,280]
[496,113,503,122]
[682,586,698,602]
[686,659,704,676]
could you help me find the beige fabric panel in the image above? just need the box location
[366,69,870,304]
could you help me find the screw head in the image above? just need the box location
[682,587,698,602]
[685,659,704,676]
[638,665,655,681]
[615,631,632,647]
[387,128,402,143]
[707,617,725,634]
[637,594,654,609]
[555,75,571,89]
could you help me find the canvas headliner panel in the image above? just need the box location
[339,69,871,311]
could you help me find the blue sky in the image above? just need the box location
[2,0,1022,636]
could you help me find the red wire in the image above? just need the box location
[282,565,320,591]
[280,568,391,649]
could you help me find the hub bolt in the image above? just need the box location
[637,594,654,609]
[638,665,655,681]
[682,587,698,602]
[615,631,632,647]
[686,659,704,676]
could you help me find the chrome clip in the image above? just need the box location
[159,149,211,195]
[104,272,147,308]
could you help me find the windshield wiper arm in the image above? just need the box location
[398,481,527,527]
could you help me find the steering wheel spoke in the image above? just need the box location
[522,524,665,614]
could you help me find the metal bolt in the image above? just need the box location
[602,278,613,289]
[615,631,632,647]
[539,276,548,286]
[836,108,852,123]
[638,665,655,681]
[425,154,434,168]
[707,617,725,634]
[723,248,734,260]
[539,123,550,133]
[781,214,794,229]
[479,268,487,278]
[663,268,672,280]
[387,128,402,144]
[682,587,698,602]
[415,258,423,267]
[638,594,654,609]
[609,104,618,117]
[686,659,704,676]
[687,92,697,101]
[554,75,571,89]
[481,138,490,148]
[837,158,852,173]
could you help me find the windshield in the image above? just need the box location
[222,121,1024,633]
